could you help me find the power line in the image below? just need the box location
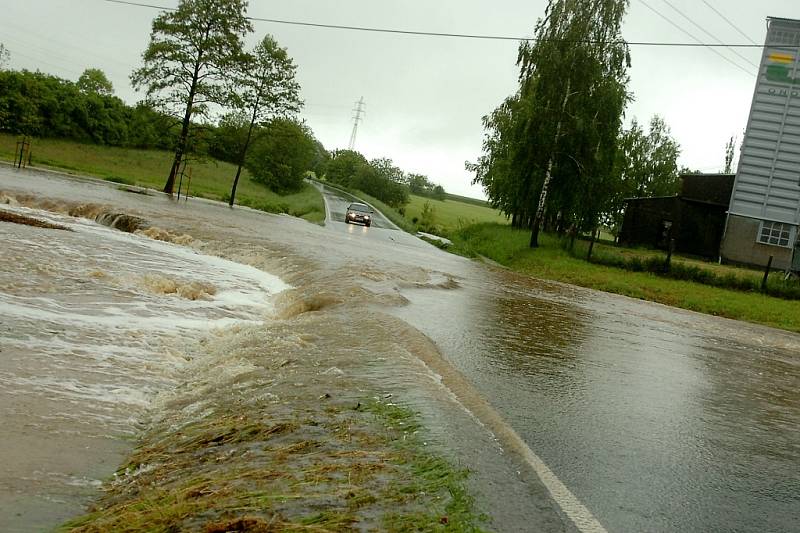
[101,0,780,49]
[701,0,759,45]
[637,0,755,77]
[660,0,759,69]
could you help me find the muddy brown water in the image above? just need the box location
[1,166,799,532]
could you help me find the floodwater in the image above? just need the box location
[1,167,799,532]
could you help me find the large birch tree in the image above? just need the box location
[470,0,631,246]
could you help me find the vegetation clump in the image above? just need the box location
[62,400,485,532]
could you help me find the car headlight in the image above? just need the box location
[364,215,371,220]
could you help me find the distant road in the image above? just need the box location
[311,181,400,230]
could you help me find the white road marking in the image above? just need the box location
[405,329,609,533]
[517,441,609,533]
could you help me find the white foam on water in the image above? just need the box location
[0,205,291,436]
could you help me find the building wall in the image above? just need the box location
[720,214,794,269]
[727,18,800,227]
[675,201,727,258]
[619,197,679,250]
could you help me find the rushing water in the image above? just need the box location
[0,203,289,530]
[1,167,799,532]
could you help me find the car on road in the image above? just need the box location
[345,202,374,227]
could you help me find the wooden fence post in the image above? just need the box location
[664,239,675,273]
[761,255,773,292]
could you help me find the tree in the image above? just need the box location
[77,68,114,96]
[228,35,301,206]
[724,135,736,173]
[370,157,405,184]
[470,0,631,245]
[246,118,317,193]
[606,115,681,232]
[309,139,330,178]
[132,0,252,194]
[0,43,9,70]
[208,110,249,163]
[326,150,369,187]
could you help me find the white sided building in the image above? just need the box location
[721,17,800,271]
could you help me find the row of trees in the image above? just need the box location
[0,69,177,148]
[2,0,444,209]
[131,0,302,204]
[469,0,682,243]
[325,150,411,207]
[0,67,320,192]
[0,61,442,205]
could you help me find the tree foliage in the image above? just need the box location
[326,150,369,188]
[606,115,681,231]
[246,118,317,193]
[325,150,410,207]
[407,173,446,199]
[0,69,173,147]
[77,68,114,96]
[131,0,252,193]
[227,34,302,206]
[470,0,631,243]
[0,43,9,70]
[724,135,736,174]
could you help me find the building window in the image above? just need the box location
[757,221,792,247]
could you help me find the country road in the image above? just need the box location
[1,168,798,532]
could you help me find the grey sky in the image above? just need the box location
[2,0,797,198]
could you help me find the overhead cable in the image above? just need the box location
[101,0,778,50]
[637,0,755,77]
[660,0,759,69]
[700,0,759,45]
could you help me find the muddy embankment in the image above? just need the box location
[1,193,491,532]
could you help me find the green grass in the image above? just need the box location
[450,223,800,333]
[0,134,325,223]
[365,401,488,532]
[581,240,800,299]
[61,399,487,532]
[403,194,508,235]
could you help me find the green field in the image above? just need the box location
[450,223,800,333]
[0,134,325,223]
[403,194,508,233]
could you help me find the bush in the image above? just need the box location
[246,118,316,194]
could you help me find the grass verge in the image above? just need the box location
[0,134,325,223]
[450,223,800,333]
[402,194,508,235]
[60,399,486,532]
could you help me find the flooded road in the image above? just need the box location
[390,277,800,532]
[1,166,799,532]
[312,181,399,230]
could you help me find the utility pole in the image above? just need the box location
[348,97,365,151]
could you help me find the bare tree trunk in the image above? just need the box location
[164,31,207,195]
[530,79,571,248]
[229,103,259,207]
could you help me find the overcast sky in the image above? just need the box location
[2,0,797,198]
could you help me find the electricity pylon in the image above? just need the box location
[348,97,365,151]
